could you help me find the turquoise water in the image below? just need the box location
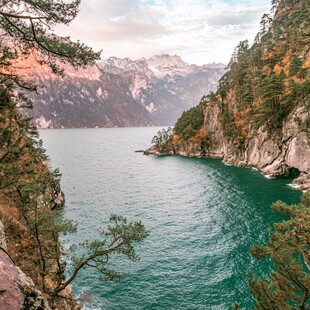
[39,127,301,310]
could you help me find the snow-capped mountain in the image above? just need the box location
[23,54,225,128]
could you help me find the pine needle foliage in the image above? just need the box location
[249,191,310,309]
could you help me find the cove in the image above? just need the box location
[39,127,301,310]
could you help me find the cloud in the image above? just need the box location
[79,0,139,18]
[105,7,172,39]
[57,2,170,41]
[60,11,170,41]
[205,9,262,26]
[55,0,271,65]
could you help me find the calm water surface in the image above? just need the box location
[39,127,301,310]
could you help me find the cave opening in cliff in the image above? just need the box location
[286,167,301,179]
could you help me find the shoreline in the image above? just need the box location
[143,146,310,191]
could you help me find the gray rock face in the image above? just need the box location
[172,103,310,189]
[283,107,310,174]
[0,223,52,310]
[18,266,52,310]
[0,250,24,310]
[203,103,225,158]
[0,249,52,310]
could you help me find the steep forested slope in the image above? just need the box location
[150,0,310,189]
[0,0,98,308]
[0,86,78,309]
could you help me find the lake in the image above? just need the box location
[39,127,301,310]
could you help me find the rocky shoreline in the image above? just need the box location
[144,146,310,191]
[144,104,310,191]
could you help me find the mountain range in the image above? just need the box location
[23,54,225,128]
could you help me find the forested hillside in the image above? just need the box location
[216,0,309,139]
[0,92,76,308]
[152,0,310,189]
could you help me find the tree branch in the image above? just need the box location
[54,239,127,295]
[0,12,45,20]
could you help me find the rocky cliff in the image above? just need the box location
[21,55,225,128]
[0,223,52,310]
[177,101,310,189]
[147,0,310,190]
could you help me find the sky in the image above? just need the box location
[56,0,272,65]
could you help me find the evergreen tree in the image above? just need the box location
[289,55,303,77]
[255,73,284,131]
[151,127,173,153]
[271,0,280,15]
[260,13,273,34]
[174,104,205,140]
[250,192,310,309]
[0,0,100,93]
[240,75,254,107]
[54,215,148,295]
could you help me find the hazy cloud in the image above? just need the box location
[79,0,138,18]
[205,9,262,26]
[55,0,271,65]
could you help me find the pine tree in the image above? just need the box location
[250,192,310,309]
[151,127,173,153]
[255,73,284,131]
[260,13,273,35]
[53,215,148,295]
[289,55,303,77]
[0,0,100,93]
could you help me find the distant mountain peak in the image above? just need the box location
[98,54,225,79]
[23,54,225,128]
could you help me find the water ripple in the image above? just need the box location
[39,128,301,310]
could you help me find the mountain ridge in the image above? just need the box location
[23,54,225,128]
[98,54,224,78]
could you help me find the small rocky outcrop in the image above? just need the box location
[143,145,174,156]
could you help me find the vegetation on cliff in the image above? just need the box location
[170,0,309,152]
[0,0,147,308]
[151,127,173,153]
